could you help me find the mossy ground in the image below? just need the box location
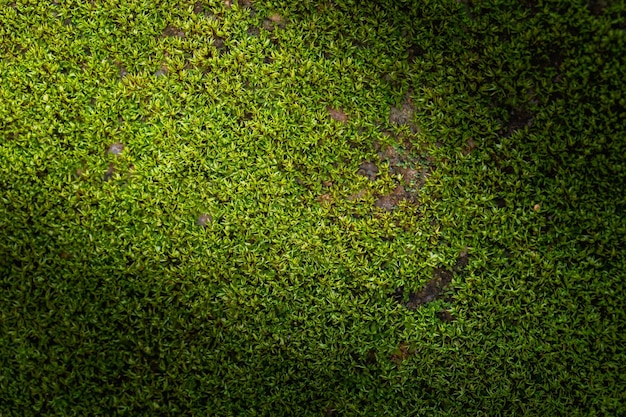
[1,0,625,415]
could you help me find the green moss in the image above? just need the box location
[1,0,624,415]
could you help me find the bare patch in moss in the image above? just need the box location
[379,145,429,185]
[375,185,412,211]
[389,94,418,133]
[103,163,115,181]
[154,65,168,77]
[197,213,213,227]
[393,250,470,310]
[437,310,455,323]
[503,106,534,136]
[357,161,378,181]
[162,25,185,38]
[107,142,124,156]
[405,268,453,309]
[263,13,286,31]
[390,342,413,365]
[193,2,204,14]
[317,194,333,206]
[347,189,368,202]
[328,107,348,123]
[462,138,478,155]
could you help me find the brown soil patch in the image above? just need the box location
[377,144,428,188]
[347,189,368,202]
[262,20,274,31]
[389,94,418,133]
[406,268,453,309]
[107,142,124,155]
[455,249,469,270]
[462,138,477,155]
[103,163,115,181]
[268,14,284,25]
[197,213,213,227]
[378,144,402,166]
[374,185,411,211]
[396,167,419,186]
[154,65,168,77]
[317,194,333,206]
[162,25,185,38]
[390,342,413,365]
[357,161,378,180]
[437,310,455,323]
[212,37,227,52]
[328,107,348,123]
[369,144,429,210]
[262,14,285,31]
[504,106,534,135]
[395,250,469,310]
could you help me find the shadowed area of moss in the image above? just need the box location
[0,0,624,415]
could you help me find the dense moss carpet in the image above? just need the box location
[1,0,624,415]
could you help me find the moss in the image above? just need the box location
[1,0,624,415]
